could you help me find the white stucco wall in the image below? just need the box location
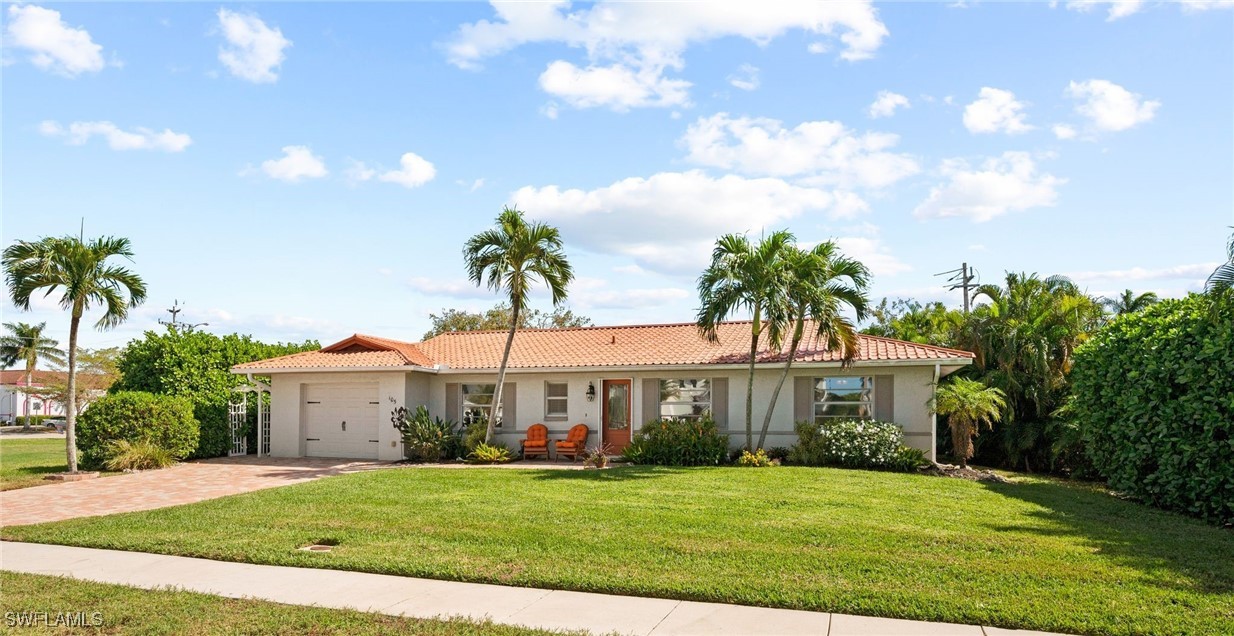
[263,364,942,461]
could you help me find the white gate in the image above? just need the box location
[230,380,271,457]
[228,396,248,456]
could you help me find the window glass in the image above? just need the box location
[659,379,711,421]
[813,377,874,424]
[545,382,568,418]
[461,383,497,427]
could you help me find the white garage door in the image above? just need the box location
[304,384,380,459]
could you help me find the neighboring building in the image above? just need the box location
[232,321,974,462]
[0,370,68,422]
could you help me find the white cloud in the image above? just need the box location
[378,152,437,188]
[728,64,760,91]
[963,87,1033,134]
[512,171,849,273]
[868,91,910,118]
[538,60,691,110]
[806,42,830,54]
[5,5,105,76]
[1178,0,1234,11]
[1065,79,1159,132]
[913,152,1065,222]
[39,120,192,152]
[1068,263,1218,283]
[833,237,911,276]
[446,2,887,111]
[456,178,486,192]
[406,277,493,299]
[216,9,291,83]
[1066,0,1146,20]
[571,280,691,310]
[540,101,560,119]
[260,145,328,182]
[1052,123,1078,140]
[344,159,376,186]
[680,113,919,189]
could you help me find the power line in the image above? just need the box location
[935,263,978,313]
[158,300,209,332]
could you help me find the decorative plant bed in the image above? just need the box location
[44,472,100,483]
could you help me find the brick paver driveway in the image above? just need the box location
[0,456,392,527]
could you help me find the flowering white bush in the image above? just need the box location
[788,419,922,470]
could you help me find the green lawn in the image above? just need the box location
[0,571,568,635]
[4,467,1231,636]
[0,437,73,490]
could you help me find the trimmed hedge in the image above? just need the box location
[76,391,200,470]
[13,415,54,427]
[788,419,926,472]
[622,417,729,466]
[1071,292,1234,525]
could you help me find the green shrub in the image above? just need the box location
[76,392,199,470]
[13,415,52,427]
[190,401,231,460]
[621,417,729,466]
[737,448,774,467]
[392,405,460,461]
[462,417,488,454]
[887,445,930,472]
[787,419,919,471]
[103,439,176,471]
[468,442,512,464]
[1071,292,1234,525]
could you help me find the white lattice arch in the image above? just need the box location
[230,380,271,457]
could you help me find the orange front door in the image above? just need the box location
[601,379,632,453]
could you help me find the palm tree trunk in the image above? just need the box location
[65,312,81,473]
[744,308,761,451]
[758,309,805,450]
[487,301,520,444]
[21,362,32,431]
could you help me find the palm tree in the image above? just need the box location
[758,242,870,449]
[0,322,66,428]
[932,377,1006,469]
[3,235,146,473]
[464,207,573,443]
[1102,289,1159,315]
[1206,230,1233,294]
[697,230,794,451]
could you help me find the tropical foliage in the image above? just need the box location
[1071,292,1233,525]
[463,207,573,443]
[621,416,729,466]
[18,347,120,415]
[103,439,177,471]
[422,303,591,339]
[467,442,513,464]
[1101,289,1159,315]
[2,235,147,473]
[77,391,198,470]
[1206,229,1234,293]
[0,322,65,426]
[931,378,1007,469]
[111,328,317,458]
[391,405,461,462]
[787,419,923,471]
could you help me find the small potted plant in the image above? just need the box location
[582,443,612,469]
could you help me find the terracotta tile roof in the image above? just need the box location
[232,321,973,372]
[0,370,69,386]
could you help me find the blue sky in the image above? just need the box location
[3,1,1232,352]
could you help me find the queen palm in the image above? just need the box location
[1206,230,1234,294]
[0,322,66,428]
[3,235,146,473]
[1102,289,1159,315]
[697,230,794,451]
[932,377,1006,469]
[758,242,870,450]
[464,207,573,443]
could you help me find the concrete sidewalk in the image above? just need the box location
[0,542,1066,636]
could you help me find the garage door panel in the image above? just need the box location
[304,383,380,459]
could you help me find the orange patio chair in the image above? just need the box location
[520,423,549,460]
[555,424,589,462]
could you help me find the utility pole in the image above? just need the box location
[935,263,978,313]
[159,300,209,332]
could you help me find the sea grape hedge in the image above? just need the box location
[1071,292,1234,525]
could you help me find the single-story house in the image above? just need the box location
[1,370,69,423]
[231,321,974,462]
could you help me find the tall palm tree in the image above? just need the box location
[3,235,146,473]
[0,322,66,428]
[1206,230,1234,294]
[932,377,1006,469]
[464,207,573,443]
[758,242,870,449]
[697,230,794,451]
[1102,289,1159,315]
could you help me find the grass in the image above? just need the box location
[4,466,1232,636]
[0,571,569,635]
[0,438,76,490]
